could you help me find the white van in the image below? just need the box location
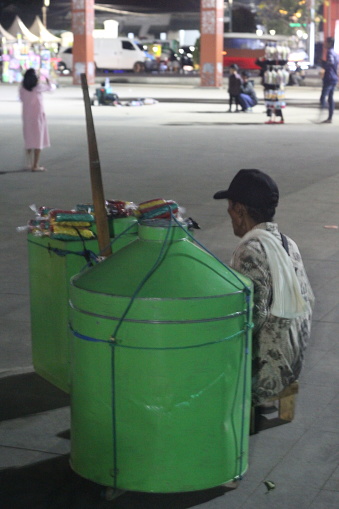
[94,37,146,72]
[57,37,146,73]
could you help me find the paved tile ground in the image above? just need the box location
[0,77,338,508]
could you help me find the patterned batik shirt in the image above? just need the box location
[230,222,315,405]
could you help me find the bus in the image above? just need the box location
[223,32,309,71]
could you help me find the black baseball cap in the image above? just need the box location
[213,169,279,210]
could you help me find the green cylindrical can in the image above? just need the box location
[28,217,137,393]
[69,221,252,492]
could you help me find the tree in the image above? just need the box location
[256,0,323,35]
[232,5,257,32]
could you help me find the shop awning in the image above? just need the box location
[7,15,40,43]
[0,24,16,42]
[29,16,61,43]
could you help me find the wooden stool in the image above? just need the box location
[250,381,299,434]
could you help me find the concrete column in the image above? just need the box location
[200,0,224,87]
[323,0,339,39]
[72,0,95,85]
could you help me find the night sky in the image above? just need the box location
[0,0,202,30]
[0,1,255,32]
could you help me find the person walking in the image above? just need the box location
[213,169,314,406]
[320,36,338,124]
[19,68,53,172]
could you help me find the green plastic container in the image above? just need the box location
[69,221,253,492]
[28,218,137,393]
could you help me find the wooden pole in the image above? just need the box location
[80,73,112,257]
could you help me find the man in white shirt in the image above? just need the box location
[214,169,314,405]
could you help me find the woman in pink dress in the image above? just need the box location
[19,68,53,172]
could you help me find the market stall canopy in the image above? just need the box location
[29,16,61,43]
[7,16,40,43]
[0,24,16,41]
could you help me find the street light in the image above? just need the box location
[307,0,315,66]
[42,0,50,27]
[229,0,233,33]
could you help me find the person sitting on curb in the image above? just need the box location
[288,63,305,86]
[238,71,258,112]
